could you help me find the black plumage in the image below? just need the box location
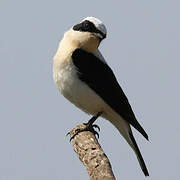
[73,20,106,39]
[72,48,148,141]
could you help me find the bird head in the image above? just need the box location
[72,17,107,41]
[62,17,107,52]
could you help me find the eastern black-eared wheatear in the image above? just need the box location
[53,17,149,176]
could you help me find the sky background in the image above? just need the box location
[0,0,180,179]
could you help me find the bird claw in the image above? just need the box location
[92,124,100,132]
[68,124,100,141]
[69,128,81,141]
[83,122,100,138]
[94,130,99,139]
[66,131,70,136]
[67,112,102,141]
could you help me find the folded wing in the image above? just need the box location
[72,48,148,140]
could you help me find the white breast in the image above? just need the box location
[53,59,107,115]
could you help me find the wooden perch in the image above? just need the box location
[69,124,116,180]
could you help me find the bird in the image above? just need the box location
[53,17,149,176]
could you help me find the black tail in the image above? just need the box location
[129,131,149,176]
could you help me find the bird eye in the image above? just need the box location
[84,22,89,28]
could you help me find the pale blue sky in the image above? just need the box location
[0,0,180,179]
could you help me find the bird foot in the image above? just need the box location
[68,123,100,141]
[66,112,102,141]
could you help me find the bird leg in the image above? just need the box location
[69,111,103,141]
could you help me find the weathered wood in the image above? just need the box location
[69,124,116,180]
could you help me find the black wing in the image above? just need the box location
[72,49,148,140]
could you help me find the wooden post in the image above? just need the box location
[69,124,116,180]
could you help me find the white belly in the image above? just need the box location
[53,61,107,115]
